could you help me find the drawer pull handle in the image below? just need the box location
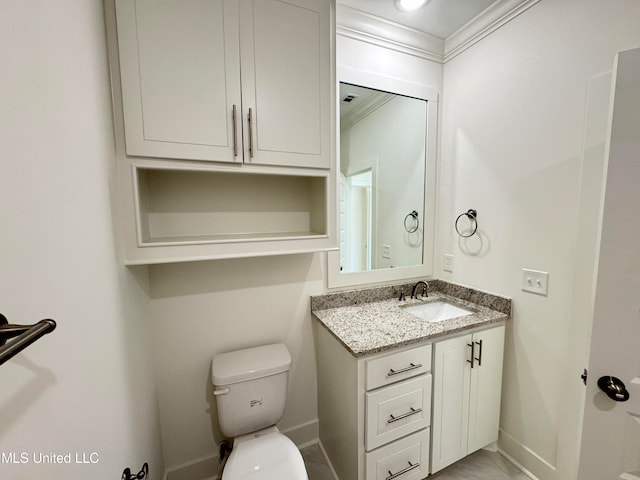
[386,461,420,480]
[388,407,422,424]
[387,362,422,377]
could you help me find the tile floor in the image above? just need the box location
[300,444,530,480]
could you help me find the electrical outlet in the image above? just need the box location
[521,268,549,296]
[382,244,391,259]
[443,254,454,272]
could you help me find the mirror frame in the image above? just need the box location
[328,66,439,288]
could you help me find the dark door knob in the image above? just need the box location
[597,375,630,402]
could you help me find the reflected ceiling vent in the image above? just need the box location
[342,93,359,104]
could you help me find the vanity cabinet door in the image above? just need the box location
[115,0,242,163]
[431,333,472,472]
[467,325,505,453]
[431,325,505,473]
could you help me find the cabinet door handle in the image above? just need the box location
[475,339,483,366]
[467,342,475,368]
[232,104,238,157]
[387,406,422,424]
[387,362,422,377]
[386,461,420,480]
[248,107,254,159]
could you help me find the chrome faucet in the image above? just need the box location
[411,281,429,299]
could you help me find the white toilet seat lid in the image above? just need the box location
[222,430,308,480]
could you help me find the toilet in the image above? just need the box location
[212,343,308,480]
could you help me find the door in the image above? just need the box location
[578,47,640,479]
[115,0,242,162]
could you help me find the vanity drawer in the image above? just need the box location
[366,344,431,391]
[365,374,431,450]
[365,427,430,480]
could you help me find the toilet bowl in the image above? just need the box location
[212,344,308,480]
[222,426,307,480]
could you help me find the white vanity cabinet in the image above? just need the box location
[115,0,331,169]
[431,324,505,473]
[315,325,431,480]
[316,320,505,479]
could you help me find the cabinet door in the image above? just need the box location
[468,325,505,453]
[116,0,242,162]
[431,334,472,473]
[239,0,331,168]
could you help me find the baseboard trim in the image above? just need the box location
[498,428,555,480]
[281,418,319,448]
[163,453,219,480]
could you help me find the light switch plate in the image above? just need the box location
[444,254,454,272]
[382,244,391,259]
[521,268,549,296]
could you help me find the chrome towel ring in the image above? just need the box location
[455,209,478,237]
[404,210,419,233]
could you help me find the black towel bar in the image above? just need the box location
[0,314,56,366]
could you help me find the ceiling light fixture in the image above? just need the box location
[394,0,429,12]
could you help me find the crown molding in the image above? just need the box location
[444,0,541,62]
[336,4,445,63]
[336,0,541,65]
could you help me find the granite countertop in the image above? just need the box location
[311,281,511,358]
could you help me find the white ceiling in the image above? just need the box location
[336,0,498,39]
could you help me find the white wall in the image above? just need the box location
[439,1,640,478]
[148,255,325,474]
[148,32,443,478]
[0,1,163,478]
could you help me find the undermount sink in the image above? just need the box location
[402,301,473,323]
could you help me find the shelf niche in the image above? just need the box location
[135,167,328,247]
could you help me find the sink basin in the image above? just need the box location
[402,301,473,323]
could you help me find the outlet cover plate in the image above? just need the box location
[521,268,549,296]
[444,254,454,272]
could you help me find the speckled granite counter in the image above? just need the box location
[311,281,511,358]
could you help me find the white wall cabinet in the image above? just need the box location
[106,0,336,264]
[431,325,505,473]
[115,0,331,169]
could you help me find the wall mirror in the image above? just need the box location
[328,67,438,288]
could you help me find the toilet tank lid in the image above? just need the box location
[212,343,291,385]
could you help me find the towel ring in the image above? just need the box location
[455,209,478,238]
[404,210,419,233]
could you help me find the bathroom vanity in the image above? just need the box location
[311,281,510,480]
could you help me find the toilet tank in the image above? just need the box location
[212,343,291,438]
